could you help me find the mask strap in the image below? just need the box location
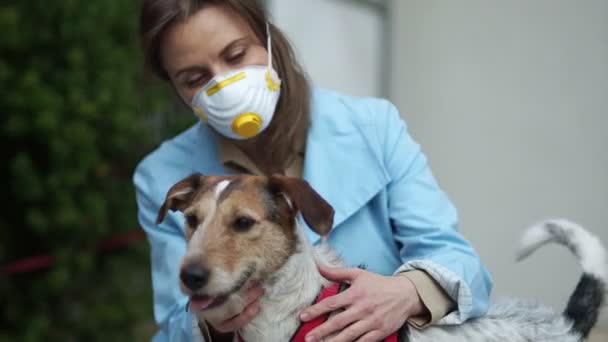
[266,22,272,69]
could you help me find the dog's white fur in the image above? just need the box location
[184,182,229,261]
[240,230,342,341]
[193,217,606,342]
[517,218,607,280]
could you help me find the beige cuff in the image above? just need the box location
[399,270,455,329]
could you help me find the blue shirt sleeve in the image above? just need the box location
[134,163,196,341]
[376,99,493,322]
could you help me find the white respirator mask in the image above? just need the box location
[191,23,281,139]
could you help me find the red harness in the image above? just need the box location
[237,283,399,342]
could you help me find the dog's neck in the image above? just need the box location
[239,226,339,342]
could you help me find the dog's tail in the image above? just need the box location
[516,219,607,339]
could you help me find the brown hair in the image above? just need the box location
[140,0,310,174]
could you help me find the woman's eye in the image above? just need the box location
[185,214,199,229]
[186,75,204,87]
[226,51,245,64]
[232,216,256,232]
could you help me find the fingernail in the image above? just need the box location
[300,312,310,321]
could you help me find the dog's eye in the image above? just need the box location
[185,214,198,229]
[233,216,255,232]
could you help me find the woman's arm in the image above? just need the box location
[134,166,201,341]
[299,98,493,342]
[377,99,493,324]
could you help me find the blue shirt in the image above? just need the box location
[133,88,493,341]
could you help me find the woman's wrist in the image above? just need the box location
[395,273,430,318]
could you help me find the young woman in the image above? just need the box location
[134,1,492,341]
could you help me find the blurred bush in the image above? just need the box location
[0,1,191,341]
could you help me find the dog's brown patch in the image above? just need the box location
[268,174,335,236]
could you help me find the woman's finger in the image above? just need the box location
[318,265,363,283]
[300,289,354,322]
[214,299,261,333]
[305,306,364,341]
[355,330,384,342]
[244,284,265,305]
[325,319,374,342]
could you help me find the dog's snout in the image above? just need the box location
[180,264,210,291]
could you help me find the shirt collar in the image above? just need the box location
[217,133,306,176]
[217,134,264,175]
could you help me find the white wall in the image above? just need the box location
[389,0,608,328]
[268,0,384,97]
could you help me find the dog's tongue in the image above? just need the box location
[190,295,215,310]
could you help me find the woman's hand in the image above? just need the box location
[207,284,264,333]
[300,266,427,342]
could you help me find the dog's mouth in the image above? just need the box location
[190,294,228,311]
[189,263,257,311]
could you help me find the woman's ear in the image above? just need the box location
[268,174,335,236]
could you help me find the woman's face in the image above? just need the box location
[160,5,268,104]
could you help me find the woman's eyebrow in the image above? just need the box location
[219,37,249,58]
[173,37,250,79]
[174,65,206,79]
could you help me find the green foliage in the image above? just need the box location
[0,1,192,340]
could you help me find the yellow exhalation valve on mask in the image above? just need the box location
[232,112,263,138]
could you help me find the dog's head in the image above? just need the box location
[156,173,334,317]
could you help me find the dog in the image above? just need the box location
[156,173,607,341]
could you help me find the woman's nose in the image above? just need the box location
[209,63,233,78]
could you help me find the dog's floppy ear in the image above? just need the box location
[156,173,204,224]
[268,174,335,236]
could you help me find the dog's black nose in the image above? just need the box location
[180,264,210,291]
